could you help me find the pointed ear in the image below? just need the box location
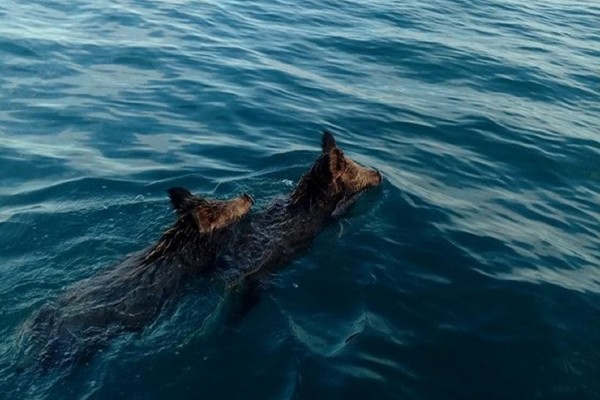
[194,204,216,232]
[321,130,337,153]
[193,204,218,233]
[167,187,203,214]
[328,147,346,177]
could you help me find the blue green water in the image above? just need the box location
[1,0,599,398]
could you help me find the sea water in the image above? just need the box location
[0,0,599,398]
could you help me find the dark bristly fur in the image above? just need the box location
[18,188,253,370]
[218,130,382,290]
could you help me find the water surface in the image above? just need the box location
[1,0,599,398]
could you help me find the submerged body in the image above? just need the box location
[18,189,253,369]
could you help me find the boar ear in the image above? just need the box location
[193,204,218,233]
[168,187,204,214]
[322,130,337,153]
[328,147,347,177]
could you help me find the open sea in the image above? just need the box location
[1,0,599,398]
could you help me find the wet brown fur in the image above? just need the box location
[143,191,253,265]
[290,131,382,211]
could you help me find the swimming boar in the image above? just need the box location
[219,130,382,294]
[18,188,253,370]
